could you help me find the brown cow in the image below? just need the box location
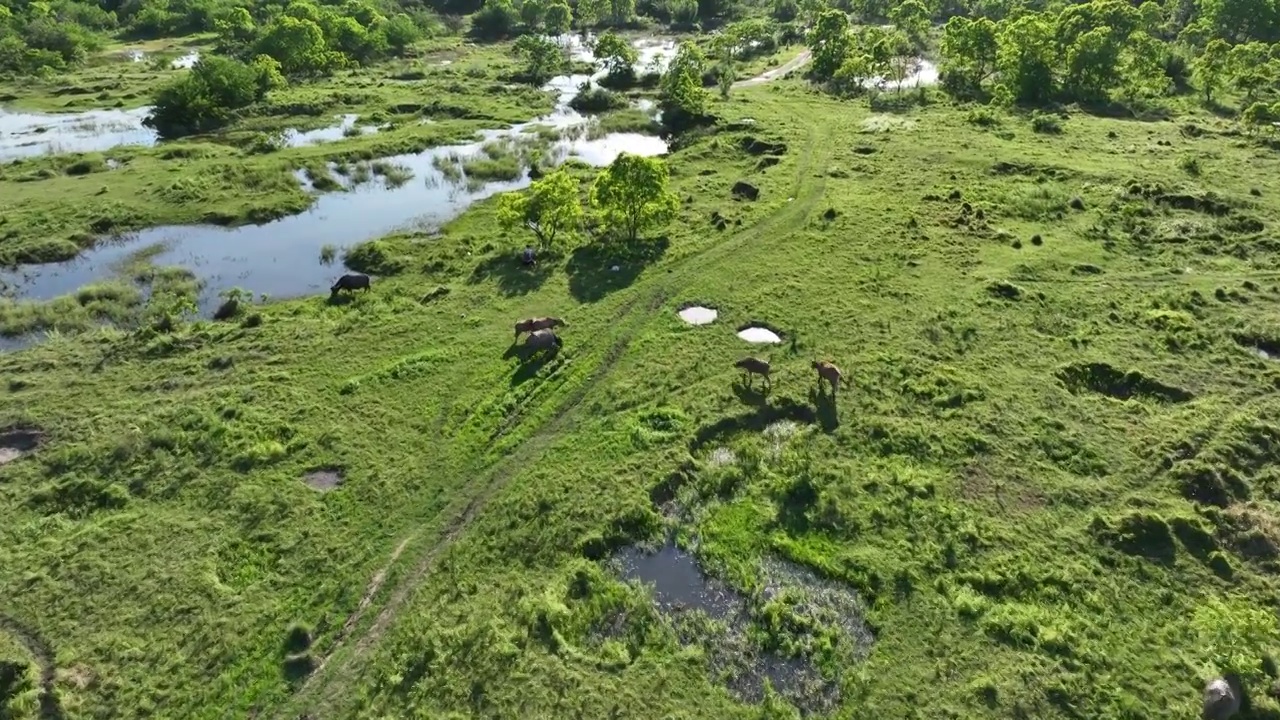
[735,357,771,388]
[514,316,566,340]
[812,360,842,394]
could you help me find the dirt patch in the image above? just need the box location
[731,181,760,201]
[987,280,1024,301]
[0,427,43,466]
[740,136,787,156]
[1233,333,1280,360]
[302,467,344,492]
[1057,362,1192,403]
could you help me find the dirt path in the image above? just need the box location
[283,56,832,719]
[734,49,812,89]
[0,613,63,719]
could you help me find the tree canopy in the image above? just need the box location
[497,169,583,249]
[589,153,678,242]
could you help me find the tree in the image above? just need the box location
[514,34,565,83]
[543,1,571,33]
[1227,41,1277,100]
[520,0,545,27]
[377,14,421,56]
[144,56,273,138]
[256,15,336,76]
[1192,37,1230,103]
[1241,100,1279,132]
[889,0,930,51]
[996,13,1057,103]
[808,9,852,80]
[1064,26,1121,100]
[1198,0,1279,44]
[594,30,638,84]
[214,7,256,50]
[498,169,583,248]
[939,16,999,96]
[1120,30,1170,101]
[590,154,679,242]
[659,40,709,128]
[472,0,519,38]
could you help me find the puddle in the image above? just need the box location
[0,427,43,465]
[302,468,343,492]
[0,107,156,160]
[617,542,740,617]
[0,37,678,326]
[171,51,200,69]
[611,542,871,713]
[737,326,782,344]
[281,114,379,147]
[678,305,718,325]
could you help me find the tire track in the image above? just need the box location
[0,613,64,720]
[285,111,833,719]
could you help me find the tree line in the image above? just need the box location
[802,0,1280,130]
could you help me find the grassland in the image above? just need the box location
[4,34,1280,720]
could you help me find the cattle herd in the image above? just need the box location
[330,273,844,395]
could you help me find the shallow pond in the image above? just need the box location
[612,541,872,713]
[0,36,678,343]
[678,305,718,325]
[0,107,156,160]
[737,326,782,344]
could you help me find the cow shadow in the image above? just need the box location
[807,386,840,433]
[732,379,770,407]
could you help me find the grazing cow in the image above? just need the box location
[514,316,566,340]
[523,329,562,354]
[331,273,371,297]
[521,246,537,267]
[735,357,771,388]
[813,360,842,393]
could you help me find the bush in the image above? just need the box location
[144,56,280,138]
[471,0,520,39]
[569,84,627,113]
[1030,111,1062,134]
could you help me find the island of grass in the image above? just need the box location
[3,0,1280,718]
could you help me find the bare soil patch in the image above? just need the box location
[0,427,43,466]
[303,467,344,492]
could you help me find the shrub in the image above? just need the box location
[1030,111,1062,134]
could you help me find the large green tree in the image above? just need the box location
[939,16,998,94]
[996,13,1057,103]
[145,55,278,138]
[594,30,638,83]
[590,154,679,242]
[256,15,336,76]
[543,1,572,33]
[1192,38,1231,103]
[498,169,583,249]
[514,34,565,84]
[659,40,709,127]
[808,8,852,80]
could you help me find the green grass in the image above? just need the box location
[5,34,1280,720]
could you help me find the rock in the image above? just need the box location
[1202,677,1241,720]
[732,181,760,201]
